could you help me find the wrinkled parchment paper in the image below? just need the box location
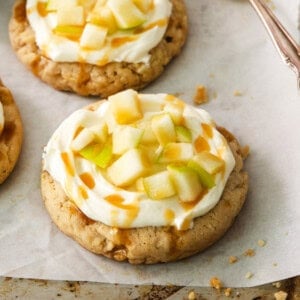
[0,0,299,287]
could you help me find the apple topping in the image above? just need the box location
[151,113,176,146]
[79,142,113,169]
[167,165,203,202]
[80,24,108,49]
[163,101,185,125]
[175,125,192,143]
[107,0,146,29]
[107,148,149,187]
[133,0,154,13]
[71,128,95,152]
[158,143,194,163]
[109,89,143,125]
[46,0,78,12]
[143,171,176,200]
[57,6,85,27]
[192,152,225,175]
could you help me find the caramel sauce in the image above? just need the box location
[164,209,175,225]
[96,55,109,66]
[78,185,88,200]
[105,194,139,227]
[180,218,192,231]
[111,36,138,48]
[53,26,83,42]
[37,1,48,17]
[61,152,75,177]
[73,126,84,140]
[79,172,95,189]
[15,2,27,22]
[134,18,168,34]
[114,228,131,246]
[180,190,208,211]
[201,123,213,139]
[194,136,210,153]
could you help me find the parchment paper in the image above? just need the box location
[0,0,299,287]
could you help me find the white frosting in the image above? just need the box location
[26,0,172,64]
[0,102,4,136]
[43,92,236,230]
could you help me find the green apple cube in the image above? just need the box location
[71,128,95,151]
[133,0,153,13]
[159,143,194,163]
[57,6,85,26]
[175,125,192,143]
[47,0,77,11]
[80,24,108,49]
[79,143,113,168]
[167,165,203,202]
[192,152,225,174]
[112,126,143,155]
[107,0,146,29]
[137,120,158,145]
[53,25,84,40]
[163,102,184,125]
[143,171,176,200]
[107,148,148,187]
[187,160,215,189]
[108,89,143,125]
[151,113,176,146]
[89,122,108,143]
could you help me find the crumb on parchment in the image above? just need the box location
[244,248,255,257]
[188,290,197,300]
[241,145,250,159]
[229,256,238,264]
[194,85,208,105]
[257,239,266,247]
[272,282,282,288]
[233,90,243,96]
[245,272,253,279]
[210,277,223,290]
[274,291,288,300]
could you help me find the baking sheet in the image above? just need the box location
[0,0,299,288]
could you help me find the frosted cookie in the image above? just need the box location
[41,90,248,264]
[0,79,23,184]
[9,0,187,97]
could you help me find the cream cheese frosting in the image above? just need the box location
[26,0,172,65]
[0,102,4,136]
[43,91,235,230]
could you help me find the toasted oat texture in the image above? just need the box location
[0,79,23,184]
[9,0,187,97]
[41,114,248,264]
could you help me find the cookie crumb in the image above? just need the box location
[236,291,240,297]
[241,145,250,159]
[229,256,238,264]
[224,288,232,297]
[257,239,266,247]
[233,90,243,96]
[274,291,288,300]
[245,272,253,279]
[209,73,215,78]
[244,248,255,257]
[194,85,208,105]
[188,290,197,300]
[273,262,278,267]
[272,282,282,288]
[210,277,223,290]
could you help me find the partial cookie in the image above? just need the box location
[41,91,248,264]
[0,79,23,184]
[9,0,187,97]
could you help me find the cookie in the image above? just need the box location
[0,79,23,184]
[41,91,248,264]
[9,0,187,97]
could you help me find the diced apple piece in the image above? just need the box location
[187,160,215,189]
[137,120,158,145]
[108,89,143,125]
[78,0,97,11]
[107,0,146,29]
[135,177,145,192]
[71,128,95,151]
[143,171,176,200]
[151,113,176,146]
[88,5,118,34]
[192,152,225,174]
[79,143,113,168]
[80,24,107,49]
[89,122,108,143]
[53,26,84,40]
[163,101,185,125]
[107,148,148,187]
[167,165,203,202]
[57,6,85,26]
[138,144,161,164]
[175,125,192,143]
[158,143,194,163]
[112,126,143,155]
[47,0,77,11]
[133,0,153,13]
